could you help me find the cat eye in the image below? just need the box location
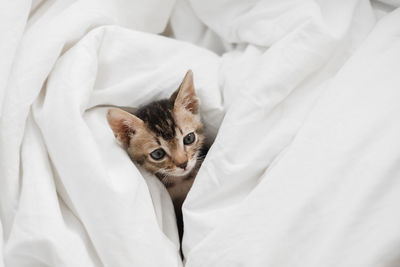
[150,148,166,160]
[183,132,195,145]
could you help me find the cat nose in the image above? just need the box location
[177,161,188,170]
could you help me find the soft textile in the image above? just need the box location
[1,0,400,266]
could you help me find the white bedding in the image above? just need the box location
[1,0,400,266]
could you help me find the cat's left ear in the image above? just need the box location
[106,108,144,147]
[170,70,199,114]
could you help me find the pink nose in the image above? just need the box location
[177,161,188,170]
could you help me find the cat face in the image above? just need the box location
[107,70,204,178]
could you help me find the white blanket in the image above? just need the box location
[1,0,400,266]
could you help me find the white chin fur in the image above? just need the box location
[168,159,196,177]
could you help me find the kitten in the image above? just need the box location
[107,70,207,241]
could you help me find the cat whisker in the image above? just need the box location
[158,171,175,185]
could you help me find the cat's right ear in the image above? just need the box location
[107,108,144,147]
[169,70,199,114]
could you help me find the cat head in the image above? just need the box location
[107,70,204,178]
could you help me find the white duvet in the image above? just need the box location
[1,0,400,266]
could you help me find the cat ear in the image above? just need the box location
[107,108,144,147]
[170,70,199,114]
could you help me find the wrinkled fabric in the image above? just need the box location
[1,0,400,266]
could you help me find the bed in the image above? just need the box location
[1,0,400,266]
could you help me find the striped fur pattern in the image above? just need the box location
[107,70,207,242]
